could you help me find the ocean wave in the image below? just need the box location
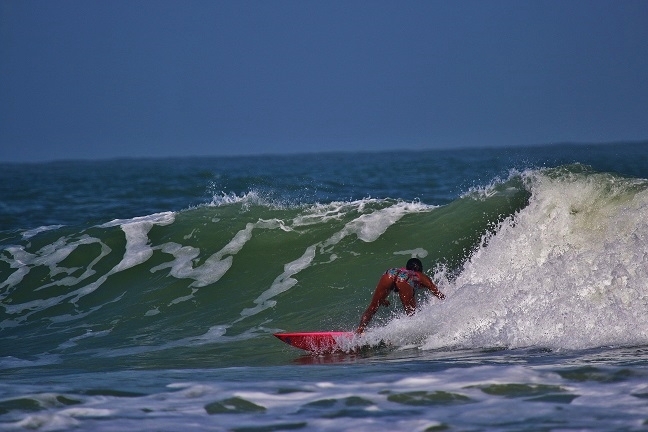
[2,165,647,367]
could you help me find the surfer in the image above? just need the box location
[356,258,445,333]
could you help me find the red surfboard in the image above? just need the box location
[274,331,355,353]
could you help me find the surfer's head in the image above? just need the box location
[406,258,423,272]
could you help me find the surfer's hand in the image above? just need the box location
[436,291,445,300]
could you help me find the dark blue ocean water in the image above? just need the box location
[1,142,648,430]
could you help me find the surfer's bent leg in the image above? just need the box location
[356,274,393,333]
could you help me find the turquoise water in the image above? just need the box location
[1,143,648,430]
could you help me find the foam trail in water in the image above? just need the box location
[21,225,65,240]
[238,245,316,320]
[101,212,175,272]
[0,213,175,327]
[375,169,648,351]
[0,235,107,298]
[0,236,111,324]
[151,219,292,293]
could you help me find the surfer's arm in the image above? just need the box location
[431,287,445,299]
[419,273,445,300]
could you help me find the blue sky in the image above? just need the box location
[1,0,648,162]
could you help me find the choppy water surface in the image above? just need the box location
[1,143,648,430]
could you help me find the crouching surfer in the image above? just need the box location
[356,258,445,334]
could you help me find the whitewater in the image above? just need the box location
[373,166,648,353]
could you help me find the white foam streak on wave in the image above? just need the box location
[0,213,175,326]
[0,235,107,300]
[331,200,433,244]
[101,212,175,273]
[21,225,65,240]
[152,219,292,291]
[0,237,112,321]
[238,246,316,319]
[379,169,648,351]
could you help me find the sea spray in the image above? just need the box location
[372,167,648,351]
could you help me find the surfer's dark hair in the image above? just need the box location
[406,258,423,272]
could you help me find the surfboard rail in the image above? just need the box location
[273,331,355,353]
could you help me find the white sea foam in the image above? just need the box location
[102,212,175,273]
[0,213,175,325]
[394,248,428,258]
[238,245,317,319]
[21,224,65,240]
[0,235,106,296]
[6,362,645,431]
[339,203,416,243]
[151,219,291,288]
[377,169,648,351]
